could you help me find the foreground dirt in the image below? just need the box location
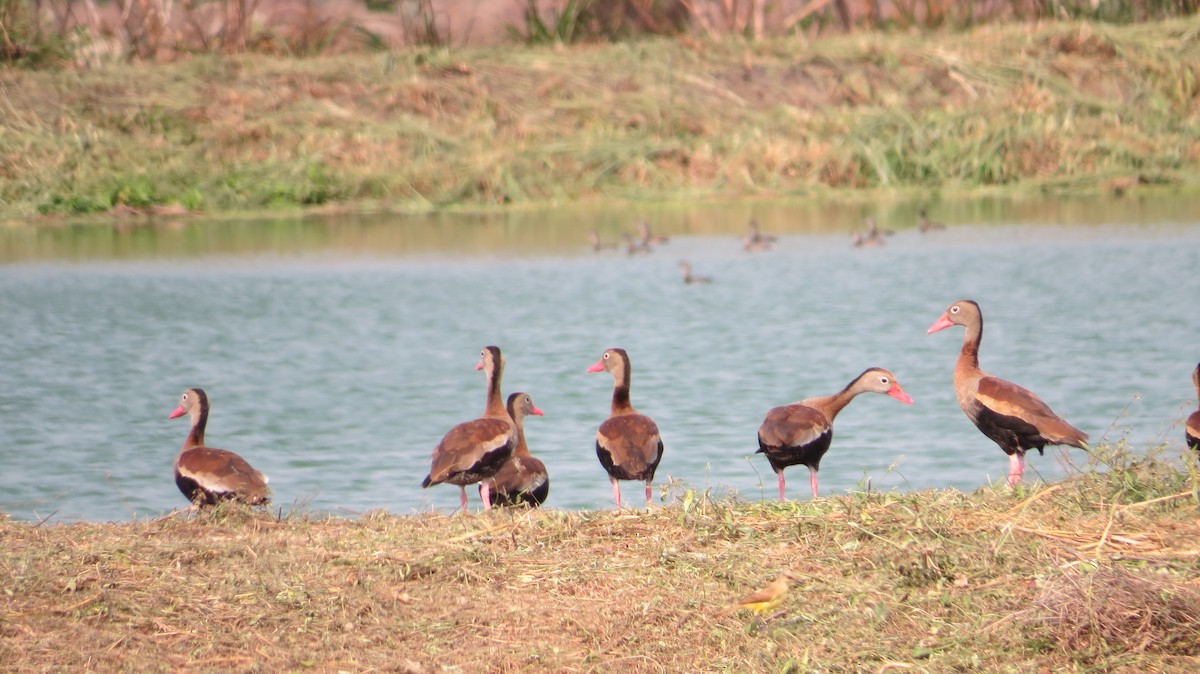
[4,469,1200,672]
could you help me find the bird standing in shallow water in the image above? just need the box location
[927,299,1089,486]
[169,388,270,507]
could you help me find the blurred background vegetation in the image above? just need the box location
[2,0,1198,67]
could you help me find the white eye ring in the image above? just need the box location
[880,377,890,384]
[950,305,960,314]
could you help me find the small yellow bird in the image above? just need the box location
[725,571,801,615]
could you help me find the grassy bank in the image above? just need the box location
[2,18,1198,223]
[3,443,1200,672]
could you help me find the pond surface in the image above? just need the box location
[2,195,1198,522]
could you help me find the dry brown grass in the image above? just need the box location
[4,449,1200,672]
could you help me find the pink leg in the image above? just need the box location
[776,470,787,502]
[480,481,493,510]
[809,470,819,498]
[645,481,653,506]
[611,477,622,509]
[458,486,469,511]
[1007,453,1025,487]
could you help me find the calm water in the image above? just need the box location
[1,196,1198,522]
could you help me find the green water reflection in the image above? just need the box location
[2,192,1195,263]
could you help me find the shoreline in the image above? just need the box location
[4,455,1200,671]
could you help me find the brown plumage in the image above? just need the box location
[479,392,549,508]
[928,299,1089,486]
[422,346,518,511]
[757,368,913,500]
[587,348,664,508]
[168,388,269,506]
[1187,363,1200,453]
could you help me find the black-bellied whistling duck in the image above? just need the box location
[927,299,1089,486]
[918,208,946,233]
[678,260,712,284]
[1186,363,1200,452]
[637,220,670,247]
[865,217,894,239]
[422,346,518,511]
[851,231,884,248]
[757,368,913,500]
[169,388,270,506]
[479,392,549,507]
[587,348,664,508]
[742,219,776,252]
[623,232,651,256]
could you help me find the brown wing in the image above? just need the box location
[177,447,270,501]
[757,404,830,450]
[488,456,549,497]
[976,376,1088,447]
[597,414,663,479]
[427,417,515,485]
[1186,410,1200,449]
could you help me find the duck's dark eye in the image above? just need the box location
[880,377,890,384]
[603,352,610,360]
[950,305,960,314]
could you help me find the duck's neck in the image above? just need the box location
[484,363,507,419]
[511,415,531,457]
[184,405,207,450]
[956,318,983,377]
[805,378,862,422]
[610,359,635,415]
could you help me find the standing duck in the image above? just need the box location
[927,299,1089,486]
[1187,363,1200,452]
[587,348,664,508]
[422,346,518,511]
[479,392,549,507]
[757,368,913,500]
[169,388,270,506]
